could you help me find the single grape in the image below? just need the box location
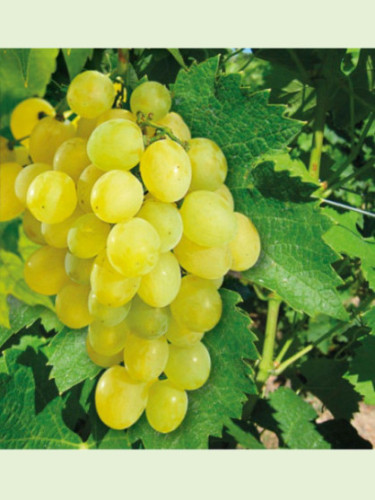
[123,332,169,382]
[22,210,45,245]
[166,316,204,347]
[67,213,110,258]
[95,365,148,430]
[67,70,116,119]
[77,164,104,213]
[229,212,261,270]
[126,296,170,340]
[210,276,224,289]
[140,140,191,202]
[164,342,211,390]
[96,108,136,126]
[41,207,83,249]
[88,319,130,356]
[107,218,161,278]
[10,97,55,146]
[14,162,51,205]
[130,81,171,121]
[157,112,191,142]
[188,138,227,191]
[91,170,143,223]
[55,282,92,329]
[24,246,69,295]
[87,119,144,171]
[170,275,222,332]
[0,162,24,221]
[53,137,90,183]
[76,117,97,139]
[180,190,237,247]
[86,336,124,368]
[64,251,95,285]
[146,380,188,433]
[29,116,75,164]
[88,290,131,327]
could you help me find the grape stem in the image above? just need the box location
[308,78,327,181]
[137,114,190,151]
[256,296,281,385]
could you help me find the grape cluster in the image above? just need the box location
[0,70,261,434]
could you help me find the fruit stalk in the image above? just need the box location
[256,296,281,385]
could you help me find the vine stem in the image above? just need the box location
[309,80,327,181]
[256,297,281,385]
[138,115,189,150]
[274,345,314,376]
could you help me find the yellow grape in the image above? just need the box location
[86,336,124,368]
[24,246,69,295]
[90,250,140,307]
[157,112,191,142]
[173,235,232,280]
[53,137,90,183]
[67,213,110,258]
[170,275,222,332]
[41,207,83,248]
[140,140,191,202]
[29,116,75,164]
[107,218,161,278]
[188,138,227,191]
[76,117,97,139]
[91,170,143,223]
[229,212,261,271]
[10,97,55,146]
[95,365,148,430]
[130,81,171,121]
[22,210,45,245]
[180,190,237,247]
[88,290,131,327]
[0,162,24,221]
[126,295,170,340]
[123,332,169,382]
[0,140,30,166]
[210,276,224,289]
[166,316,204,347]
[137,199,183,253]
[88,319,130,356]
[215,184,234,210]
[64,251,94,285]
[138,252,181,308]
[15,162,51,205]
[96,108,136,126]
[87,119,144,171]
[77,164,103,213]
[146,380,188,433]
[26,170,77,224]
[55,282,92,329]
[164,342,211,390]
[67,70,116,119]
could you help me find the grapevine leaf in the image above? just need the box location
[317,419,371,449]
[225,419,265,449]
[300,358,361,420]
[44,327,101,394]
[0,48,59,128]
[173,56,302,189]
[364,307,375,333]
[268,387,330,449]
[0,356,8,374]
[127,289,258,449]
[0,342,83,449]
[234,166,348,320]
[344,335,375,405]
[166,49,187,70]
[62,49,94,80]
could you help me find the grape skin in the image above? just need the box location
[146,380,188,433]
[0,162,24,221]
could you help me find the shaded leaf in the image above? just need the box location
[225,419,265,449]
[62,49,94,80]
[317,419,371,449]
[344,335,375,405]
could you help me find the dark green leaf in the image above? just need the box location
[344,335,375,405]
[167,49,187,70]
[225,419,265,449]
[317,419,371,449]
[341,49,361,76]
[62,49,94,80]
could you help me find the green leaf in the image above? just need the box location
[0,342,84,449]
[341,49,361,76]
[0,356,8,374]
[44,327,101,394]
[0,49,58,128]
[173,56,302,189]
[62,49,94,80]
[0,249,53,328]
[128,289,258,449]
[234,166,348,320]
[364,307,375,333]
[225,419,265,449]
[300,358,361,420]
[167,49,187,70]
[300,314,347,354]
[344,335,375,405]
[317,419,371,449]
[268,387,330,449]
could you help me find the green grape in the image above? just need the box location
[164,342,211,390]
[76,117,97,139]
[174,234,232,280]
[87,119,144,171]
[157,112,191,142]
[107,218,161,277]
[88,319,130,356]
[26,170,77,224]
[64,251,94,285]
[123,332,169,382]
[138,252,181,308]
[95,366,148,430]
[41,207,83,248]
[88,290,131,326]
[10,97,55,147]
[22,210,45,245]
[146,380,188,433]
[67,70,116,119]
[180,190,237,247]
[0,162,24,221]
[126,295,170,340]
[86,336,124,368]
[140,140,191,202]
[91,170,143,223]
[130,81,171,121]
[29,116,75,164]
[188,138,227,191]
[215,184,234,210]
[210,276,224,289]
[14,162,51,205]
[137,199,183,253]
[77,164,104,213]
[55,282,92,329]
[229,212,261,271]
[90,250,140,307]
[67,213,110,258]
[166,316,204,347]
[96,108,136,126]
[53,137,90,183]
[170,275,222,332]
[24,246,69,295]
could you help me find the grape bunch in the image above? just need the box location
[0,70,261,434]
